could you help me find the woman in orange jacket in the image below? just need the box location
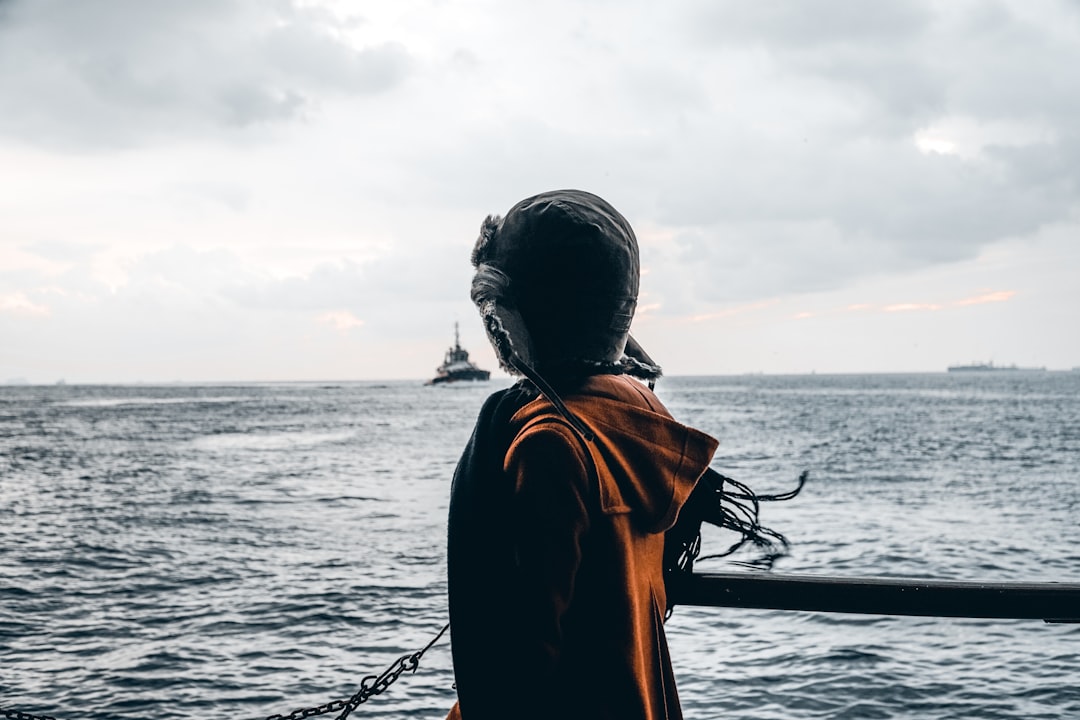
[446,190,719,720]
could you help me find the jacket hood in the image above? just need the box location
[508,375,718,534]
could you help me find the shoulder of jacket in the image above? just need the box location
[508,413,589,455]
[503,413,595,480]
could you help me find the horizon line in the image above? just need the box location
[4,368,1078,387]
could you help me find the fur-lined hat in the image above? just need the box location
[470,190,661,391]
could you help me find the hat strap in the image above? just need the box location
[509,356,595,443]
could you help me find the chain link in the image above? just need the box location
[265,622,450,720]
[1,708,57,720]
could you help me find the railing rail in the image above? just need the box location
[673,571,1080,623]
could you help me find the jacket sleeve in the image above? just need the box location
[504,421,592,692]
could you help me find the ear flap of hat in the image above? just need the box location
[624,334,656,369]
[622,333,663,387]
[472,214,529,374]
[475,293,535,374]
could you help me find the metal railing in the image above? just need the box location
[673,571,1080,623]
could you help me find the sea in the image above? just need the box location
[2,372,1078,720]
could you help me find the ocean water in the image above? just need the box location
[2,373,1078,719]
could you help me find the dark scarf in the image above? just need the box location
[446,383,538,719]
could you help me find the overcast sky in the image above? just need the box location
[2,0,1078,382]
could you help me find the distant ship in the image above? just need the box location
[428,323,491,384]
[947,361,1046,372]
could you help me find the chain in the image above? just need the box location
[1,708,57,720]
[265,622,450,720]
[263,698,349,720]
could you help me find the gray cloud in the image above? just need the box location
[224,243,473,316]
[687,1,1080,133]
[0,0,411,147]
[690,0,932,50]
[2,239,478,352]
[413,103,1075,312]
[20,239,103,264]
[642,135,1076,308]
[610,1,1080,310]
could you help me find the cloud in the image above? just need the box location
[0,0,412,147]
[687,0,939,131]
[883,302,943,313]
[592,1,1080,314]
[0,292,50,317]
[224,242,472,316]
[316,310,364,331]
[20,239,103,264]
[392,1,1078,320]
[678,299,779,324]
[825,289,1016,315]
[955,290,1016,306]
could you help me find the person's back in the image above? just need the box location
[446,190,718,720]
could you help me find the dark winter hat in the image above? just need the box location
[470,189,661,381]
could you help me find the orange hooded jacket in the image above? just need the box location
[446,374,718,720]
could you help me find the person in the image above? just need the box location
[445,190,719,720]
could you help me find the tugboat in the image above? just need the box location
[428,323,491,384]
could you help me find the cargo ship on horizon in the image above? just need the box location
[947,361,1046,372]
